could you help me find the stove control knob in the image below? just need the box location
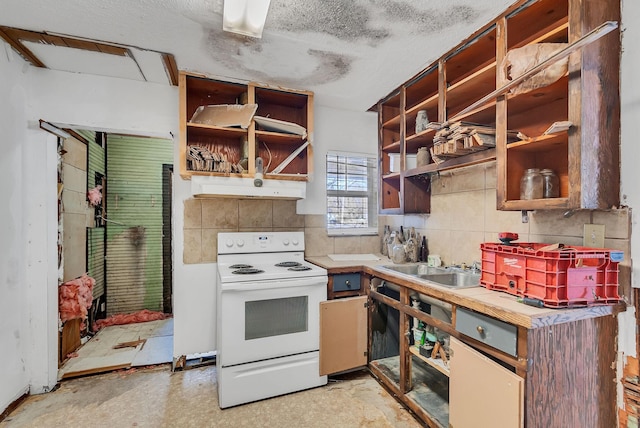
[236,239,245,247]
[225,239,234,248]
[292,238,300,246]
[283,239,290,246]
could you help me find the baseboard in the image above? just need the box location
[0,392,28,422]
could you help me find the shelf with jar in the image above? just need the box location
[375,0,619,214]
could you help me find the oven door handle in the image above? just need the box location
[220,276,327,292]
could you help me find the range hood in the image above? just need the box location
[190,175,306,199]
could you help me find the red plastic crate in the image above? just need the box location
[480,242,623,308]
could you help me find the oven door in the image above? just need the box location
[218,276,327,367]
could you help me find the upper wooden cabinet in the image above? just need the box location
[376,0,620,214]
[179,71,314,182]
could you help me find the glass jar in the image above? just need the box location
[540,169,560,198]
[415,110,429,134]
[520,168,543,200]
[417,147,429,167]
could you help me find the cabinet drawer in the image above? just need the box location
[455,308,517,356]
[332,273,361,292]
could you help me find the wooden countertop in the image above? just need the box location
[306,255,625,330]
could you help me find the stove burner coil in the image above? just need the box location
[229,264,253,269]
[232,268,264,275]
[275,261,302,267]
[288,266,312,271]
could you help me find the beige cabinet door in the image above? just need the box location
[319,296,367,376]
[449,337,523,428]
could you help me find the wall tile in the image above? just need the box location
[426,194,454,230]
[201,229,221,263]
[483,189,530,235]
[305,214,326,228]
[360,234,383,254]
[334,236,362,254]
[304,228,334,257]
[529,210,592,238]
[593,209,631,239]
[448,230,484,265]
[447,191,485,231]
[401,214,428,229]
[238,200,273,229]
[183,199,202,229]
[448,165,486,193]
[202,198,238,229]
[430,173,452,196]
[183,229,202,264]
[273,227,305,233]
[273,200,305,228]
[485,163,497,190]
[423,229,451,266]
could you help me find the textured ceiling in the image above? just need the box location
[0,0,514,111]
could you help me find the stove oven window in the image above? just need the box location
[245,296,308,340]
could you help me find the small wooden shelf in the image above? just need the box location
[507,132,567,151]
[382,141,401,152]
[409,346,450,377]
[405,148,496,177]
[382,172,401,181]
[187,122,248,138]
[382,115,402,130]
[255,130,306,145]
[179,72,314,182]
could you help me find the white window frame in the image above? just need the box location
[326,151,378,236]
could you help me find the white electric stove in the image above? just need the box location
[216,231,328,408]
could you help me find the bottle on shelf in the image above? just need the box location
[381,225,391,256]
[420,236,429,262]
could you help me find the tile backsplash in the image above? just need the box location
[183,163,632,302]
[380,162,632,302]
[182,198,371,263]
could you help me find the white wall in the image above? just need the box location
[619,0,640,393]
[0,39,380,405]
[297,105,378,214]
[0,43,31,412]
[621,0,639,289]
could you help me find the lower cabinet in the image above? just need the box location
[319,295,368,376]
[449,337,524,427]
[319,274,618,427]
[365,278,617,428]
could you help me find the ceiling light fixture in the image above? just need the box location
[223,0,271,38]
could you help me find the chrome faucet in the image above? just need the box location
[470,261,481,274]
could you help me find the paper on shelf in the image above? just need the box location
[254,116,307,138]
[543,121,573,135]
[190,104,258,129]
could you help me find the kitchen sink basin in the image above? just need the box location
[379,264,445,276]
[417,272,481,288]
[378,264,480,289]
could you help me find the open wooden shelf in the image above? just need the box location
[376,0,619,214]
[179,72,314,181]
[409,346,450,377]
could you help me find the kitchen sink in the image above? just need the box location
[378,264,480,289]
[379,264,445,276]
[417,272,480,288]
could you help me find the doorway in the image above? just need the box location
[58,130,174,378]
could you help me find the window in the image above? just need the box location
[326,152,378,235]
